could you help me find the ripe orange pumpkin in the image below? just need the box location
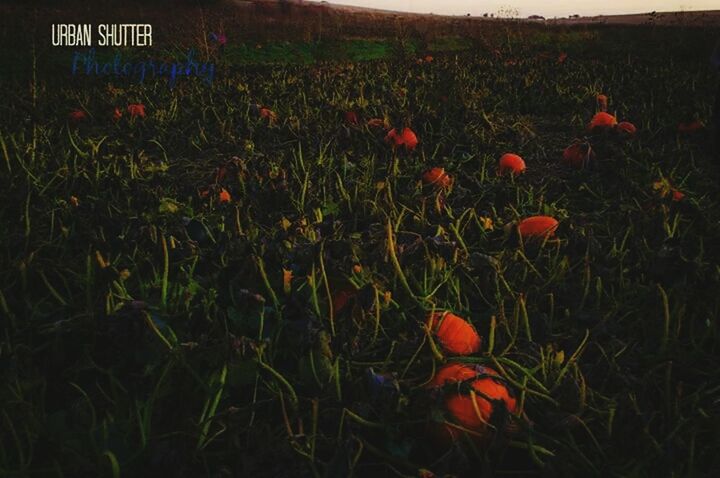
[588,112,617,131]
[428,363,479,387]
[218,188,231,203]
[616,121,637,137]
[401,127,419,151]
[422,167,452,188]
[517,216,559,239]
[562,142,594,169]
[427,312,481,356]
[385,127,419,151]
[498,153,526,176]
[127,103,146,118]
[428,364,518,445]
[445,375,516,429]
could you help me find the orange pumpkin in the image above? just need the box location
[562,142,594,169]
[218,188,231,203]
[445,374,516,429]
[385,127,419,151]
[498,153,526,176]
[517,216,559,239]
[428,364,518,445]
[616,121,637,137]
[428,363,479,388]
[588,112,617,131]
[427,312,481,356]
[127,103,146,118]
[596,94,608,112]
[422,167,452,188]
[401,127,419,151]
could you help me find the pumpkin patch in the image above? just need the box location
[5,7,718,478]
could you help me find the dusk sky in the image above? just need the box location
[314,1,719,18]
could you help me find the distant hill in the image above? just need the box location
[549,10,720,27]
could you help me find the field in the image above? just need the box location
[2,2,720,477]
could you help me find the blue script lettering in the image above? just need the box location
[69,48,215,88]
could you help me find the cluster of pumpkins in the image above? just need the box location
[364,120,568,447]
[403,92,698,449]
[420,154,560,241]
[343,108,565,240]
[377,97,651,446]
[412,93,664,243]
[424,311,518,447]
[562,94,639,168]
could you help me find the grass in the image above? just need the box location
[222,39,400,64]
[1,17,720,478]
[104,37,461,66]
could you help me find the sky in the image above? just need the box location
[312,1,720,18]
